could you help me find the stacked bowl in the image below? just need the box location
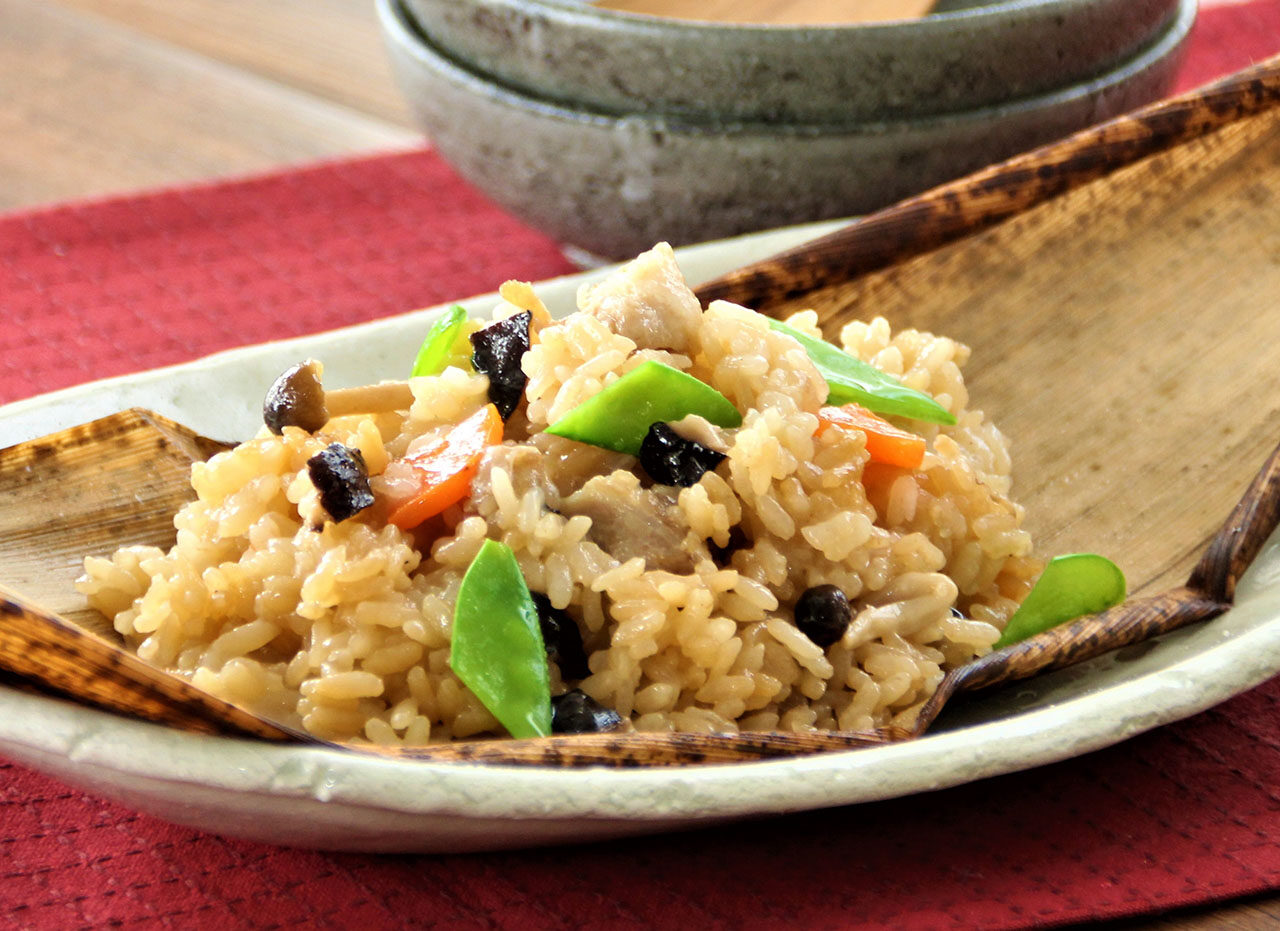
[378,0,1195,261]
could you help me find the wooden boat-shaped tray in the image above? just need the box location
[2,57,1280,792]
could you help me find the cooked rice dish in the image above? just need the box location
[79,244,1039,744]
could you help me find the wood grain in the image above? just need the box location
[1122,896,1280,929]
[0,409,228,634]
[0,0,416,211]
[0,584,296,741]
[52,0,412,124]
[0,411,293,740]
[769,105,1280,599]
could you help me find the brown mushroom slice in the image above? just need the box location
[325,382,414,419]
[263,359,413,434]
[263,360,327,433]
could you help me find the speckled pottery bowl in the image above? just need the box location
[378,0,1194,260]
[399,0,1183,123]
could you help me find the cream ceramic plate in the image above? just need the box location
[4,222,1280,853]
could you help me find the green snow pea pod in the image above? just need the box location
[992,553,1127,649]
[545,360,742,455]
[450,539,551,738]
[767,319,956,425]
[410,304,469,377]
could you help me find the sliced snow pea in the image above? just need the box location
[767,319,956,425]
[992,553,1127,649]
[450,539,552,738]
[545,360,742,455]
[410,305,469,377]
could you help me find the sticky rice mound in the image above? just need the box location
[79,244,1038,744]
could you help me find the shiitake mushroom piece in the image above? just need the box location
[639,422,726,487]
[306,443,375,522]
[470,311,531,420]
[531,592,590,682]
[550,690,624,734]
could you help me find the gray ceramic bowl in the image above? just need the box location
[379,0,1194,260]
[400,0,1182,123]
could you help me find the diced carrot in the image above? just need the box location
[386,404,504,530]
[816,403,926,470]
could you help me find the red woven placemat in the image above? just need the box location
[3,5,1280,928]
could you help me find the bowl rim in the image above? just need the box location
[384,0,1197,136]
[409,0,1180,37]
[398,0,1187,124]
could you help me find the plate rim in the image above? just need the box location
[3,585,1277,824]
[3,221,1279,846]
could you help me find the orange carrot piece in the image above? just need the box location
[816,403,926,470]
[387,404,504,530]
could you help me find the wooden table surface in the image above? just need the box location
[2,1,1278,927]
[0,0,418,213]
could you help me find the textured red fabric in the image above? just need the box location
[0,153,576,404]
[2,3,1280,928]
